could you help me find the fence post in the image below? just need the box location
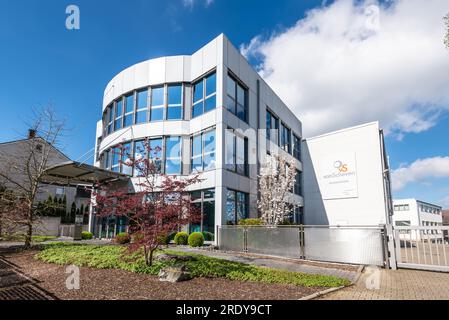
[244,227,248,253]
[299,225,305,259]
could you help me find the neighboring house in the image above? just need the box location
[443,210,449,225]
[0,130,90,220]
[91,34,303,239]
[392,199,443,227]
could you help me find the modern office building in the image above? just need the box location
[91,34,303,239]
[302,122,393,226]
[393,199,443,227]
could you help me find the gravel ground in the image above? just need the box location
[1,251,325,300]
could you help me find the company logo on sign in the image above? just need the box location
[334,160,348,173]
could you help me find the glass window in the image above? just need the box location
[225,129,247,176]
[151,87,164,121]
[192,72,216,118]
[225,130,235,172]
[133,140,146,177]
[107,105,114,135]
[294,170,301,196]
[125,94,134,113]
[226,74,248,122]
[149,138,163,173]
[111,147,120,172]
[167,84,183,120]
[226,190,248,225]
[135,89,148,124]
[203,130,216,171]
[165,136,181,175]
[293,134,301,161]
[114,99,123,131]
[121,143,133,176]
[281,123,291,153]
[191,135,202,173]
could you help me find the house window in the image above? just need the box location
[121,142,133,176]
[136,89,148,124]
[293,134,301,161]
[192,72,216,118]
[123,93,134,128]
[133,139,146,177]
[226,73,248,122]
[225,129,248,176]
[165,136,182,175]
[226,190,248,225]
[191,129,216,173]
[266,110,279,145]
[150,86,164,122]
[395,220,411,226]
[167,84,183,120]
[281,123,291,154]
[111,147,121,172]
[149,138,163,173]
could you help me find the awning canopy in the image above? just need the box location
[40,161,130,187]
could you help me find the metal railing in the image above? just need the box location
[395,226,449,272]
[218,225,386,266]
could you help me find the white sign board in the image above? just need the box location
[317,152,358,200]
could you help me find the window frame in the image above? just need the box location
[226,189,249,225]
[226,72,248,123]
[190,128,216,173]
[191,70,217,119]
[225,128,248,176]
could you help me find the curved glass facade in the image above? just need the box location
[101,71,217,139]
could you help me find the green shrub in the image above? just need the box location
[238,218,262,226]
[115,233,130,244]
[174,232,189,245]
[81,231,93,240]
[188,232,204,247]
[202,231,214,241]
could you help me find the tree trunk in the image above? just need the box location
[24,206,33,249]
[148,248,155,267]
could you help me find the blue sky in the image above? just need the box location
[0,0,448,207]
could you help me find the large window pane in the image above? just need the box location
[121,143,133,176]
[203,201,215,234]
[237,85,245,106]
[125,94,134,113]
[150,107,164,121]
[226,190,236,225]
[133,140,146,177]
[227,76,236,98]
[206,73,216,97]
[167,107,182,120]
[203,130,216,171]
[151,87,164,106]
[225,130,235,171]
[168,85,182,105]
[149,138,163,173]
[116,99,123,117]
[236,136,246,175]
[192,102,203,118]
[135,110,147,124]
[165,137,181,175]
[193,81,203,103]
[204,95,216,113]
[137,89,148,109]
[123,114,133,127]
[191,135,202,172]
[236,192,247,221]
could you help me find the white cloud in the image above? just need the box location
[391,156,449,191]
[241,0,449,138]
[183,0,214,9]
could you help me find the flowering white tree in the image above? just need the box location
[257,153,297,226]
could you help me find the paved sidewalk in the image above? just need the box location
[319,268,449,300]
[174,247,360,283]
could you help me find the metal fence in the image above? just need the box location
[395,226,449,272]
[218,225,387,266]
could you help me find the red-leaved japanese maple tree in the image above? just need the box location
[92,140,201,266]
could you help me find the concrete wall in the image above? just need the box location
[302,122,389,226]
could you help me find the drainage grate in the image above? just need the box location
[0,285,52,300]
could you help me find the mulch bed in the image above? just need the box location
[1,251,324,300]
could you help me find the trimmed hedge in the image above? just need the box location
[81,232,93,240]
[238,218,262,226]
[115,233,130,244]
[174,232,189,245]
[188,232,204,247]
[202,231,214,241]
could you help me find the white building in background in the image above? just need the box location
[91,34,303,239]
[393,199,443,227]
[302,122,393,226]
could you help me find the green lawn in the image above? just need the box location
[36,243,350,288]
[0,234,57,243]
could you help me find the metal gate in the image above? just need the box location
[394,226,449,272]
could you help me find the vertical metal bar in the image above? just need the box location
[409,229,414,263]
[416,228,421,264]
[422,229,427,265]
[404,230,409,263]
[428,229,434,265]
[394,229,402,264]
[435,229,441,266]
[442,232,448,267]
